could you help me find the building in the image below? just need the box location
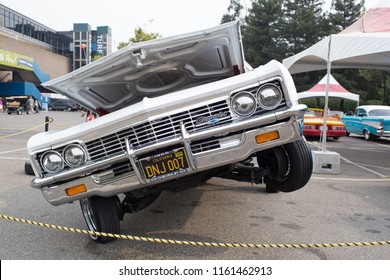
[73,24,112,70]
[0,4,112,109]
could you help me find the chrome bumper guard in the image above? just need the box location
[34,104,307,206]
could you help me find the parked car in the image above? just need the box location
[303,108,346,140]
[27,21,313,243]
[341,105,390,140]
[48,99,79,111]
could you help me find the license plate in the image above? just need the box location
[140,148,189,182]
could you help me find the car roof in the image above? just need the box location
[357,105,390,112]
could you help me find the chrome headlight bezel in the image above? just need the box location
[40,151,64,174]
[63,144,87,168]
[231,91,257,117]
[256,84,283,110]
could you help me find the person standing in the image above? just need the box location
[1,97,6,112]
[26,96,34,114]
[34,99,40,113]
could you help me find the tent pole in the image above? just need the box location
[321,36,332,151]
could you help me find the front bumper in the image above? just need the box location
[34,104,307,206]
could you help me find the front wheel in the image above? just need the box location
[257,138,313,193]
[80,196,120,243]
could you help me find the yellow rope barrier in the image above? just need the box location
[1,214,390,249]
[0,119,53,139]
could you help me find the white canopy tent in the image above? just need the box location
[283,0,390,74]
[298,74,360,105]
[282,0,390,150]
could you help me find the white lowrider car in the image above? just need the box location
[27,21,312,243]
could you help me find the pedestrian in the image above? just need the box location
[1,97,6,112]
[80,106,86,117]
[34,99,40,113]
[26,96,34,114]
[86,110,97,122]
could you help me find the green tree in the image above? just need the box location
[221,0,245,24]
[278,0,329,93]
[243,0,285,67]
[118,27,161,49]
[280,0,327,57]
[329,0,365,33]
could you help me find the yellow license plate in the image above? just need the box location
[140,148,189,182]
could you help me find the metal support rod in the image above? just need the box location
[321,36,332,152]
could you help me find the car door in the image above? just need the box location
[354,108,368,134]
[341,109,364,134]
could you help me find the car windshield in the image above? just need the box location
[369,109,390,116]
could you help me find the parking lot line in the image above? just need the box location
[340,155,387,178]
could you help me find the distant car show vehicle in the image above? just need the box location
[48,99,79,111]
[303,108,346,140]
[341,105,390,140]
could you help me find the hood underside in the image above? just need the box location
[43,21,245,113]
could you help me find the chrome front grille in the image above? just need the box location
[85,100,231,161]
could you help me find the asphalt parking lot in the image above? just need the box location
[0,111,390,260]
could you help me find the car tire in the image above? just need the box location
[265,184,279,193]
[24,162,35,175]
[80,196,121,243]
[67,106,72,112]
[48,106,53,111]
[363,129,374,141]
[257,138,313,193]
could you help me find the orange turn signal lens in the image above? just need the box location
[256,131,280,144]
[65,184,87,196]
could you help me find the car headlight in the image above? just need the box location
[231,91,257,117]
[41,151,64,173]
[63,144,86,167]
[256,84,282,110]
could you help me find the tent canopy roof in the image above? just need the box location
[282,2,390,74]
[298,74,360,102]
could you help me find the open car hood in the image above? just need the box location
[43,21,245,114]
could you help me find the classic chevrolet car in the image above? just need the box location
[303,108,346,140]
[341,105,390,140]
[27,21,312,243]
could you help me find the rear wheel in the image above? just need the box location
[363,129,374,141]
[257,138,313,193]
[80,196,120,243]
